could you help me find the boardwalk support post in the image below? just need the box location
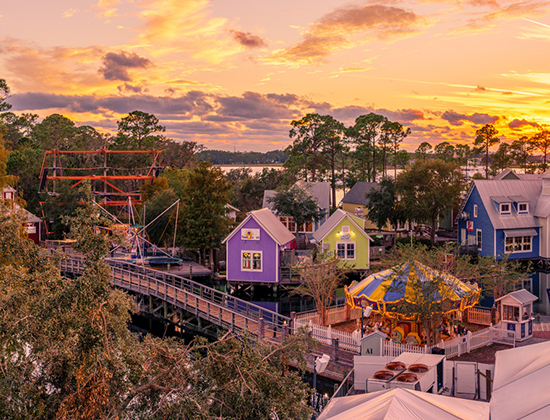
[332,338,339,362]
[258,318,265,342]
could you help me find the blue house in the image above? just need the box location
[457,174,546,260]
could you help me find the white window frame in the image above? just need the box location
[518,202,529,214]
[241,250,263,272]
[336,242,356,260]
[505,236,532,253]
[500,203,511,214]
[476,229,482,251]
[473,205,478,218]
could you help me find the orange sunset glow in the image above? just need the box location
[1,0,549,152]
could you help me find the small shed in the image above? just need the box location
[223,208,295,284]
[312,209,372,270]
[360,330,388,356]
[495,289,537,341]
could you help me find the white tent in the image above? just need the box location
[491,341,550,420]
[317,388,489,420]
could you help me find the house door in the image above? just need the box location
[461,229,466,245]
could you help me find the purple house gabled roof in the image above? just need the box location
[223,208,295,284]
[223,208,295,246]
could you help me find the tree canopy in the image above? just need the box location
[396,159,465,243]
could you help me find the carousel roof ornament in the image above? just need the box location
[345,261,480,319]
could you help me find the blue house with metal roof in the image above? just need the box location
[457,175,545,260]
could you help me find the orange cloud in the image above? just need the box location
[270,4,422,65]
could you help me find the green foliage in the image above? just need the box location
[365,177,405,232]
[179,161,231,254]
[227,167,295,214]
[396,159,465,243]
[474,124,500,178]
[32,114,77,150]
[0,199,315,419]
[347,113,388,182]
[268,185,325,234]
[286,113,344,183]
[197,149,288,164]
[40,182,93,239]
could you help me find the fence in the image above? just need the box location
[467,306,493,326]
[295,305,362,326]
[294,318,360,352]
[297,311,514,358]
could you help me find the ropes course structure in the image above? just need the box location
[38,149,162,207]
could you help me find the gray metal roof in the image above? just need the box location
[508,195,529,202]
[503,228,538,237]
[262,181,331,211]
[262,190,276,209]
[312,209,371,242]
[490,196,512,203]
[535,196,550,218]
[496,289,538,305]
[223,208,295,246]
[341,182,380,206]
[494,169,544,181]
[473,180,542,230]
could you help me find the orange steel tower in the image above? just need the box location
[38,149,162,207]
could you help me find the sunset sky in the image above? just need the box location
[1,0,549,152]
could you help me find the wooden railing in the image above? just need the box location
[60,255,291,342]
[467,306,493,326]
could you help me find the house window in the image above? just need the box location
[336,242,355,260]
[518,203,529,214]
[279,216,313,233]
[242,251,262,271]
[300,221,313,233]
[505,236,532,253]
[476,229,482,251]
[279,216,296,232]
[500,203,511,214]
[473,205,478,218]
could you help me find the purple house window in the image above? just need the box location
[242,251,262,271]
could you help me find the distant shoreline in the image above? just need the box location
[216,164,284,168]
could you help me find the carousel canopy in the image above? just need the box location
[345,261,480,317]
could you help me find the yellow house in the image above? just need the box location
[312,209,372,270]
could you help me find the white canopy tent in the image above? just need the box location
[491,341,550,420]
[317,388,489,420]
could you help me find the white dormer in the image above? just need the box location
[500,203,511,215]
[518,202,529,214]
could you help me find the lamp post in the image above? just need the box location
[312,354,330,419]
[360,298,373,339]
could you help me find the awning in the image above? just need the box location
[504,228,538,238]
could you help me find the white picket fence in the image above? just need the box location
[294,318,361,352]
[295,315,513,357]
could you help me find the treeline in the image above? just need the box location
[0,80,202,213]
[196,149,288,164]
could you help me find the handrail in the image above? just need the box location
[60,255,292,332]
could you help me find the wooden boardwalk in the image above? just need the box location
[61,255,291,343]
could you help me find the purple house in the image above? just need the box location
[223,208,295,284]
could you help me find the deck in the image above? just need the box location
[61,255,291,343]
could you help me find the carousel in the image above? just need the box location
[345,261,481,345]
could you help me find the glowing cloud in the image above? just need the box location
[98,51,153,81]
[270,4,422,64]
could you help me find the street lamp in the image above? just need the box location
[312,354,331,418]
[360,298,373,338]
